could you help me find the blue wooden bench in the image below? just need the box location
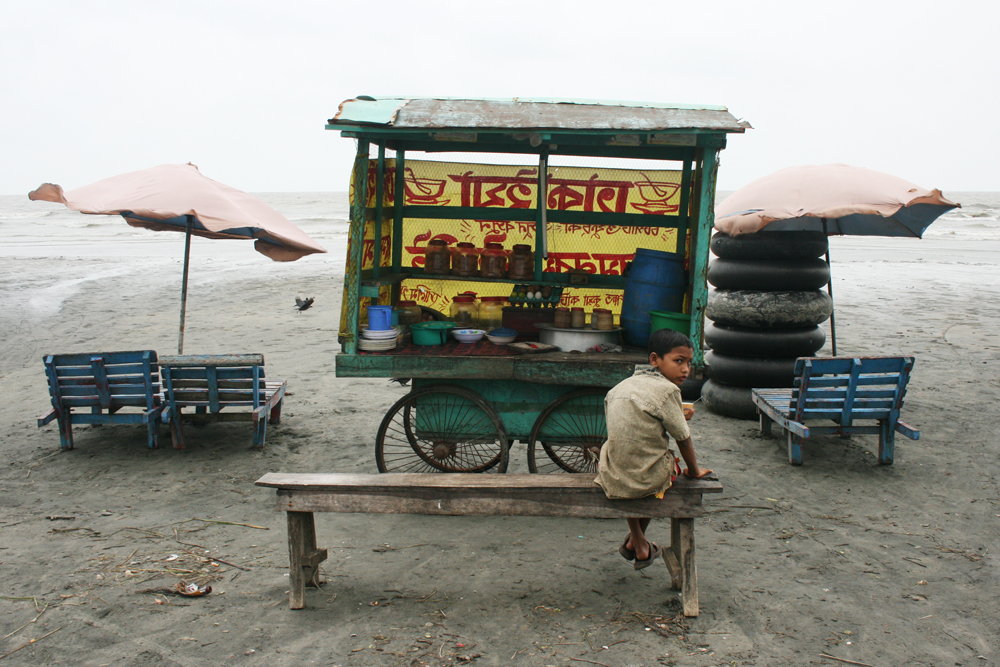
[38,351,163,450]
[751,356,919,466]
[159,354,286,449]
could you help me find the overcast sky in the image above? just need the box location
[2,0,996,196]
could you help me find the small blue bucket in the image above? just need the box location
[367,305,393,331]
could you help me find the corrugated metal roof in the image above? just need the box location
[329,97,749,133]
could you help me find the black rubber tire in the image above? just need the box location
[707,258,831,291]
[701,380,758,420]
[707,289,833,328]
[706,351,797,388]
[705,322,825,358]
[711,231,829,260]
[680,375,707,402]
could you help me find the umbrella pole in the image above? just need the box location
[823,219,837,356]
[178,215,193,354]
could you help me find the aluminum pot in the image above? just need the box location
[536,323,621,352]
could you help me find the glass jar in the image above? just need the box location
[452,242,480,277]
[449,295,479,328]
[570,307,586,329]
[592,308,614,330]
[393,300,422,344]
[480,243,508,279]
[424,239,451,275]
[508,244,534,280]
[394,300,422,327]
[553,307,571,328]
[478,296,508,331]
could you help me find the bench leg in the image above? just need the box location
[169,410,186,450]
[878,420,895,465]
[661,518,698,616]
[787,432,803,466]
[678,518,698,616]
[287,511,328,610]
[147,418,159,449]
[57,411,74,451]
[759,412,772,437]
[253,414,267,449]
[270,398,283,425]
[663,519,683,590]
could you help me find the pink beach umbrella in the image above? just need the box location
[714,164,959,354]
[29,163,327,353]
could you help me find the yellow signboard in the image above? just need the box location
[342,159,687,335]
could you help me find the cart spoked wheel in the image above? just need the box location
[527,388,608,474]
[376,385,509,473]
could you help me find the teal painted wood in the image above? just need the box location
[534,150,548,282]
[374,145,386,280]
[688,148,719,367]
[38,350,162,450]
[158,354,264,367]
[676,159,693,263]
[391,147,406,273]
[359,267,628,290]
[335,352,643,387]
[362,139,703,161]
[414,378,584,440]
[160,354,287,450]
[751,356,919,466]
[343,139,370,355]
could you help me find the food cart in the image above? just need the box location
[329,97,747,474]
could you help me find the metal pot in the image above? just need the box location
[536,323,621,352]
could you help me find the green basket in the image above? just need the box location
[649,310,691,336]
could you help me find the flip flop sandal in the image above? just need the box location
[633,542,663,570]
[619,534,636,561]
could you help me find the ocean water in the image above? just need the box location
[0,190,997,316]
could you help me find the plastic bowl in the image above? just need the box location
[411,321,457,345]
[452,329,486,344]
[486,327,518,345]
[649,310,691,336]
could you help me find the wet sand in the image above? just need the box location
[0,234,998,666]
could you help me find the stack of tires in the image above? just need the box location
[702,231,833,419]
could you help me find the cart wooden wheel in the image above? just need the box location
[376,385,509,473]
[527,388,608,474]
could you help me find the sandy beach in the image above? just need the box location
[1,193,998,666]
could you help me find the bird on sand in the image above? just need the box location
[294,297,315,312]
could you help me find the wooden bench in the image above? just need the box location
[752,356,919,466]
[159,354,286,449]
[38,350,163,450]
[255,472,723,617]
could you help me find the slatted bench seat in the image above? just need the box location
[255,472,723,617]
[752,356,919,466]
[159,354,286,449]
[38,350,163,450]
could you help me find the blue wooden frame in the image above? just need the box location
[159,353,286,449]
[751,356,919,466]
[38,350,163,450]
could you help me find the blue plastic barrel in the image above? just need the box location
[621,248,686,347]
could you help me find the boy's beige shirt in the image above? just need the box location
[595,366,691,499]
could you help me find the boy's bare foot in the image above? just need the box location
[634,542,662,570]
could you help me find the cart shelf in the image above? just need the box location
[360,267,626,290]
[336,349,648,387]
